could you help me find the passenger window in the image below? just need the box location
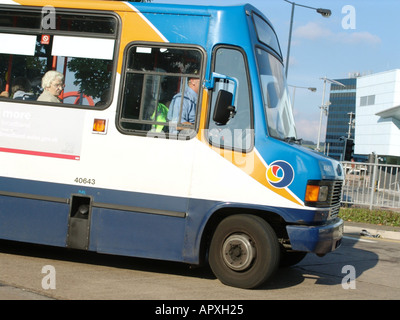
[118,45,203,138]
[0,9,117,108]
[208,47,253,151]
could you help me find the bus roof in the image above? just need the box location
[0,0,282,60]
[1,0,265,15]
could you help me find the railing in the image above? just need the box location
[341,161,400,209]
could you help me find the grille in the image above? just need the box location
[328,181,343,218]
[329,181,343,206]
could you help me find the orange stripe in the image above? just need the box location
[196,89,209,140]
[210,146,302,205]
[196,96,302,206]
[250,152,303,206]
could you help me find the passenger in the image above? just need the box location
[37,71,64,103]
[150,102,169,132]
[0,78,9,98]
[12,77,35,100]
[167,76,200,134]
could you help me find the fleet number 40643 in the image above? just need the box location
[74,177,96,185]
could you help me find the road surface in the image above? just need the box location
[0,231,399,302]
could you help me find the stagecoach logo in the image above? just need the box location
[266,160,294,188]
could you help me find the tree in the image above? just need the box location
[67,58,112,100]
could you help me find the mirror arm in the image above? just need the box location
[227,105,236,119]
[205,72,237,106]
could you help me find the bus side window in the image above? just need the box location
[118,45,203,138]
[207,47,253,152]
[0,9,117,108]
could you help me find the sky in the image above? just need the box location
[152,0,400,143]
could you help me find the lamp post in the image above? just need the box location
[284,0,331,78]
[347,112,355,138]
[316,77,346,152]
[288,84,316,109]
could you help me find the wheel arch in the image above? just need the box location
[197,205,288,266]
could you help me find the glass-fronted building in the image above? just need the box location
[325,70,400,163]
[325,78,358,161]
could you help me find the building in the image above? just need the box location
[325,78,358,161]
[355,69,400,164]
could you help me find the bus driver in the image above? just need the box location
[167,76,200,134]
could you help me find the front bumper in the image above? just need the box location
[286,218,343,255]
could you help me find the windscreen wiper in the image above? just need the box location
[284,136,302,145]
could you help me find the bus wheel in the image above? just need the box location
[209,214,280,289]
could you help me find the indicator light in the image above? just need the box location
[305,185,320,202]
[305,185,329,202]
[93,118,107,134]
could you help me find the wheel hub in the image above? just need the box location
[222,233,256,271]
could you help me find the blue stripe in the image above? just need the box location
[0,176,328,263]
[0,195,69,246]
[89,206,186,261]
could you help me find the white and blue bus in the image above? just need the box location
[0,0,343,288]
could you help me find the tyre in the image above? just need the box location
[208,214,280,289]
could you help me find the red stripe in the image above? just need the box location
[0,147,80,160]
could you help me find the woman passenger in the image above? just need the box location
[37,70,64,103]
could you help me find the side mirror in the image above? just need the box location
[213,90,236,125]
[205,72,238,125]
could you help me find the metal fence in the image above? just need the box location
[341,161,400,209]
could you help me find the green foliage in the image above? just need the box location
[339,207,400,227]
[67,58,111,99]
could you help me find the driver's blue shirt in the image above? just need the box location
[167,86,197,133]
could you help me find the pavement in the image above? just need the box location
[344,221,400,241]
[0,284,54,300]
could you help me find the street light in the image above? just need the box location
[347,112,355,138]
[316,77,346,152]
[288,84,316,109]
[284,0,332,78]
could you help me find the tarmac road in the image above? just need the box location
[0,222,399,302]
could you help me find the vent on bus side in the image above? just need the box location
[67,195,92,250]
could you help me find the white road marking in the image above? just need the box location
[343,235,378,243]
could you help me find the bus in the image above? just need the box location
[0,0,344,289]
